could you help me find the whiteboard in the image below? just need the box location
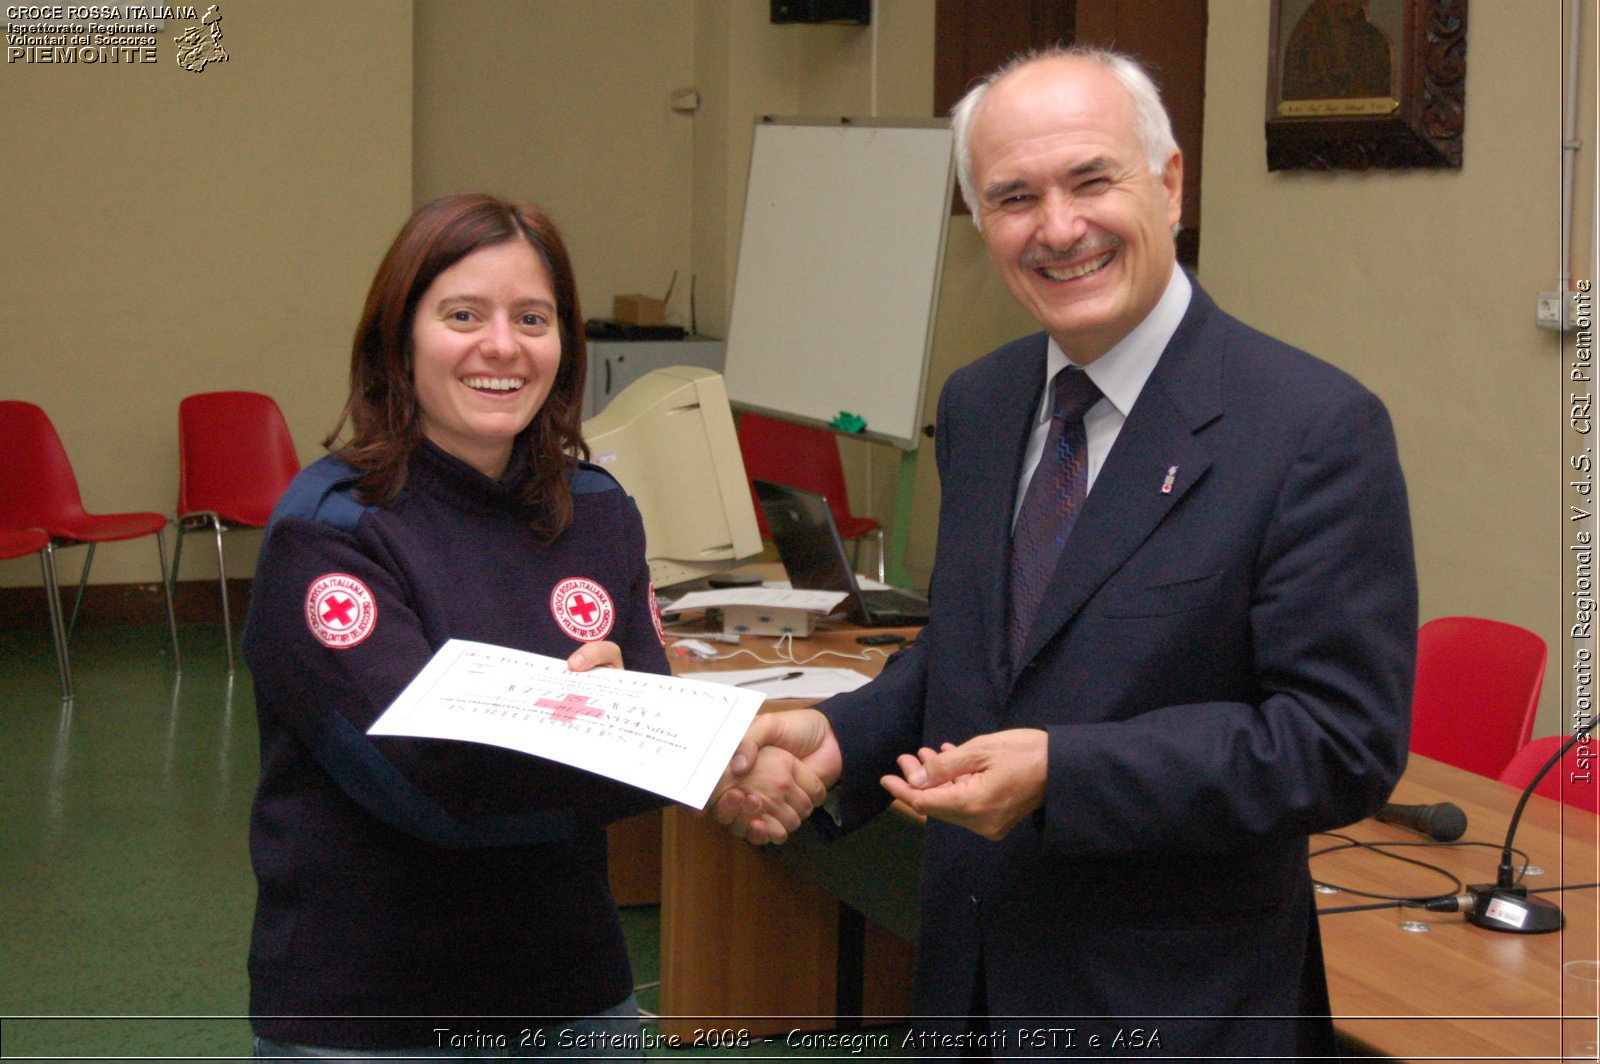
[722,118,954,450]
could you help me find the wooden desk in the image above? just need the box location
[1317,755,1600,1061]
[657,623,919,1043]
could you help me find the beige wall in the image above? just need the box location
[414,0,696,329]
[1199,2,1596,736]
[690,0,936,337]
[414,0,937,346]
[898,222,1037,583]
[0,1,413,588]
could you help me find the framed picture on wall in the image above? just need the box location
[1265,0,1466,171]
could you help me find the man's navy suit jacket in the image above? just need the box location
[820,278,1417,1058]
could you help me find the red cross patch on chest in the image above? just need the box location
[550,577,616,642]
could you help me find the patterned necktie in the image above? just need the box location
[1009,366,1102,667]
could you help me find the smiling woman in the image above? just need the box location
[239,193,671,1058]
[410,240,563,480]
[332,194,590,542]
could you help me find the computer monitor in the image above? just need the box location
[582,366,763,588]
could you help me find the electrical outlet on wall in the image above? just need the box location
[1537,290,1578,331]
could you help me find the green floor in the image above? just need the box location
[0,622,906,1061]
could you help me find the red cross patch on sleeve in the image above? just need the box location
[304,573,378,649]
[550,577,616,642]
[648,584,667,647]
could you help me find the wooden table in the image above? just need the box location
[1316,755,1600,1061]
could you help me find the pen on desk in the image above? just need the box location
[736,671,803,688]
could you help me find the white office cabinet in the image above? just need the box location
[584,339,727,419]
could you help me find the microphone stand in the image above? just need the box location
[1464,732,1584,934]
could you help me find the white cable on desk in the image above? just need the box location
[716,632,890,666]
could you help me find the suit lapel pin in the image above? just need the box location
[1161,465,1179,494]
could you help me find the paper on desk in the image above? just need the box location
[367,639,764,808]
[761,576,892,591]
[664,587,849,614]
[697,667,873,699]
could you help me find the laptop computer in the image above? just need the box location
[752,478,930,628]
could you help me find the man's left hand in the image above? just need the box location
[880,728,1048,841]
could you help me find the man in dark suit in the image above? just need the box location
[713,45,1415,1059]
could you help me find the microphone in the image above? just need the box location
[1375,800,1468,842]
[1461,733,1585,935]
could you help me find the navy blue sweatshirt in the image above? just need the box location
[243,440,669,1049]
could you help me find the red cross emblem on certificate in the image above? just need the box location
[305,574,378,649]
[534,692,607,725]
[550,577,615,642]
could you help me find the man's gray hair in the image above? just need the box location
[949,45,1179,229]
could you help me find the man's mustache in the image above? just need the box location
[1019,237,1123,270]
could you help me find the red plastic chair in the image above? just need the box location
[0,527,71,700]
[737,412,884,581]
[1410,616,1547,780]
[1498,736,1600,814]
[0,401,180,670]
[173,391,300,671]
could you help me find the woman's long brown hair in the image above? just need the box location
[326,193,589,542]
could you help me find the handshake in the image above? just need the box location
[705,709,1050,845]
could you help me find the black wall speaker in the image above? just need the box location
[770,0,871,26]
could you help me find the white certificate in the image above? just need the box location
[368,639,764,808]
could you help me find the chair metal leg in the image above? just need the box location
[169,521,187,598]
[155,526,181,674]
[170,520,187,668]
[38,543,72,701]
[64,542,95,645]
[847,530,890,585]
[211,521,233,673]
